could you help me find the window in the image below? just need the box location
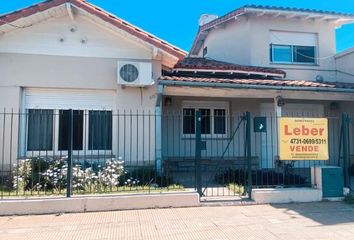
[200,109,211,134]
[88,110,112,150]
[270,44,316,64]
[214,109,226,134]
[183,109,195,134]
[182,102,229,137]
[58,110,84,151]
[27,109,53,151]
[293,46,316,63]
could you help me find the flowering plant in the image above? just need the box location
[13,157,126,192]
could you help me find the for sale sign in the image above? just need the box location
[279,118,328,160]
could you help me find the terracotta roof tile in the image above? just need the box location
[0,0,186,60]
[159,75,343,89]
[173,58,286,77]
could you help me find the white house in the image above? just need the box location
[159,6,354,184]
[0,0,186,173]
[1,2,354,190]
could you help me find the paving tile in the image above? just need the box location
[0,201,354,239]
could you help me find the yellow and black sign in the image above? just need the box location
[279,118,328,161]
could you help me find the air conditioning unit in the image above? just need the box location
[117,61,154,87]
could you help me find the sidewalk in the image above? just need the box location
[1,201,354,240]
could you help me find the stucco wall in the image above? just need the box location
[0,13,167,169]
[201,18,251,65]
[198,15,337,82]
[0,53,160,168]
[0,87,21,173]
[162,96,341,170]
[0,53,160,110]
[335,51,354,83]
[162,97,264,159]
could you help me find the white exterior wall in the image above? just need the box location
[198,15,337,82]
[0,13,168,168]
[335,51,354,83]
[251,17,336,82]
[162,96,341,170]
[201,18,252,65]
[162,97,262,159]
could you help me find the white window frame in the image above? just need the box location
[181,101,229,138]
[25,109,113,157]
[270,44,317,65]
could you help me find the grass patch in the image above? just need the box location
[0,184,185,199]
[344,193,354,204]
[226,183,244,194]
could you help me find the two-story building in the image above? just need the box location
[159,6,354,186]
[1,2,354,193]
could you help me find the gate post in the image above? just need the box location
[195,110,202,196]
[342,113,350,188]
[66,109,73,198]
[246,112,252,198]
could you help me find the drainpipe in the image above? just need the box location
[155,85,163,176]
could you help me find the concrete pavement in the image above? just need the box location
[1,201,354,240]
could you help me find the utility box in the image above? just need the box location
[311,166,344,198]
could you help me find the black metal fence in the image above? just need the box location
[0,109,350,200]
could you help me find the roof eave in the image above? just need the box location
[244,7,354,22]
[190,6,354,55]
[0,0,187,61]
[159,79,354,94]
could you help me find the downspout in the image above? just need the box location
[155,84,163,176]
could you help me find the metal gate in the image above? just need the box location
[192,111,348,198]
[195,111,252,199]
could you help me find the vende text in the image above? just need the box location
[290,145,319,152]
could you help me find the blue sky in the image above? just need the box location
[1,0,354,52]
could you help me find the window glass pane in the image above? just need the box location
[214,109,226,134]
[200,109,211,134]
[293,46,316,63]
[89,111,112,150]
[272,45,292,62]
[58,110,84,151]
[183,108,195,134]
[27,109,53,151]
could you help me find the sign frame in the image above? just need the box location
[279,117,329,161]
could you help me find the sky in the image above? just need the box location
[1,0,354,52]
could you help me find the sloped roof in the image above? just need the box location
[173,57,286,77]
[159,75,337,88]
[0,0,186,60]
[191,5,354,55]
[159,72,354,92]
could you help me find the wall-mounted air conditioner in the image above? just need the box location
[117,61,154,87]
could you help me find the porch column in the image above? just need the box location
[274,96,283,158]
[274,96,282,118]
[155,85,163,176]
[18,88,27,157]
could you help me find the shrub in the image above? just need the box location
[12,157,179,193]
[13,157,126,192]
[344,193,354,204]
